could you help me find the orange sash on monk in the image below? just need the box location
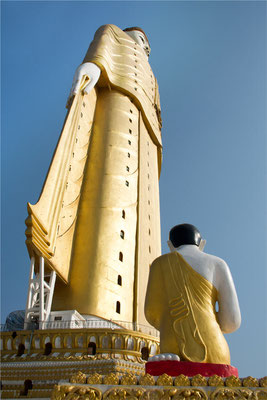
[145,252,230,364]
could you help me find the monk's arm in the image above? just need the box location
[145,259,165,330]
[216,260,241,333]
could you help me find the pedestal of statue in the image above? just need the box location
[146,360,239,377]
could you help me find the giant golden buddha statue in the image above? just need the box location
[25,25,162,328]
[145,224,241,365]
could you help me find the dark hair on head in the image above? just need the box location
[169,224,202,249]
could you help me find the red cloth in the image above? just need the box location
[146,360,238,377]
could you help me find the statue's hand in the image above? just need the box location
[67,62,101,105]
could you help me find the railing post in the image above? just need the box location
[24,256,36,329]
[39,256,44,329]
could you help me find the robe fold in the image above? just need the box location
[145,252,230,364]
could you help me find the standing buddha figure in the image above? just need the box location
[26,25,162,329]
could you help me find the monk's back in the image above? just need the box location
[145,224,241,364]
[159,251,230,363]
[177,244,225,291]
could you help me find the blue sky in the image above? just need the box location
[1,1,266,377]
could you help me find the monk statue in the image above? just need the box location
[145,224,241,365]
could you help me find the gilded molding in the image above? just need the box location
[103,373,120,385]
[191,375,208,387]
[225,376,242,388]
[51,385,102,400]
[139,388,166,400]
[87,373,103,384]
[70,371,87,384]
[238,388,254,398]
[121,373,138,386]
[51,387,209,400]
[210,388,246,399]
[259,378,267,388]
[172,389,207,399]
[208,376,224,387]
[139,374,155,386]
[250,390,267,399]
[242,377,259,388]
[174,375,190,387]
[103,388,145,400]
[210,388,267,399]
[3,383,266,400]
[157,374,173,386]
[1,327,159,360]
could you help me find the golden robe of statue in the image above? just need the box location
[145,252,230,364]
[25,25,162,325]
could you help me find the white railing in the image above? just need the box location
[1,320,159,337]
[41,319,159,337]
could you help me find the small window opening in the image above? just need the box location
[44,342,52,356]
[148,214,151,220]
[128,153,131,158]
[17,343,25,357]
[20,380,33,396]
[149,229,151,236]
[148,200,150,205]
[118,275,122,286]
[119,252,123,262]
[122,210,125,219]
[129,119,132,123]
[116,301,121,314]
[130,110,133,114]
[125,181,129,187]
[81,113,83,118]
[128,140,131,145]
[78,125,80,130]
[87,342,96,355]
[126,166,130,172]
[141,347,149,361]
[120,230,125,239]
[149,246,151,254]
[129,129,132,134]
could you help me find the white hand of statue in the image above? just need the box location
[68,62,101,101]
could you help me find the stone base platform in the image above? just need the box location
[1,370,267,399]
